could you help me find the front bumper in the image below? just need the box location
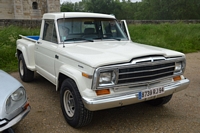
[82,79,190,111]
[0,105,31,132]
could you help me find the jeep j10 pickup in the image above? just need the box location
[16,12,190,128]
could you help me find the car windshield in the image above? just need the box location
[57,18,128,42]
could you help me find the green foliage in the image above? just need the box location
[60,0,200,20]
[1,24,199,72]
[61,1,85,12]
[0,26,39,72]
[129,23,200,53]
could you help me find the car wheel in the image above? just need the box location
[146,94,173,106]
[60,79,93,128]
[18,54,34,82]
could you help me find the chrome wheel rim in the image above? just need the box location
[19,60,24,76]
[63,90,75,117]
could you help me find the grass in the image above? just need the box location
[0,26,39,72]
[0,23,200,72]
[128,23,200,53]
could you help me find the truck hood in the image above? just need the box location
[59,41,184,68]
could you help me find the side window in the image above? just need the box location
[43,20,57,43]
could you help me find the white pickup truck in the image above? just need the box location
[16,12,190,128]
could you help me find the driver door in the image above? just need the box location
[35,19,58,84]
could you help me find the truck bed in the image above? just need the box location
[19,35,39,42]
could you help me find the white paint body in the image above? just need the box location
[16,12,189,111]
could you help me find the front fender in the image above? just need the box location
[17,39,36,71]
[57,65,93,96]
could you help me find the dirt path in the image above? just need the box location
[11,52,200,133]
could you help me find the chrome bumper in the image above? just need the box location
[82,79,190,111]
[0,106,31,132]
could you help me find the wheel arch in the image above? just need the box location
[16,41,36,71]
[57,73,70,92]
[56,66,82,92]
[56,65,92,94]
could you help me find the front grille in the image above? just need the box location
[117,62,175,84]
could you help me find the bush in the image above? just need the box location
[0,26,39,72]
[129,23,200,53]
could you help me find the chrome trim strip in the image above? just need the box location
[0,120,7,125]
[131,56,166,64]
[97,72,181,90]
[0,106,31,132]
[83,79,190,111]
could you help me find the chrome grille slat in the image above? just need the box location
[117,62,175,84]
[118,71,173,81]
[119,65,174,75]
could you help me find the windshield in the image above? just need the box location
[57,18,128,42]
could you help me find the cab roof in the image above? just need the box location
[43,12,116,20]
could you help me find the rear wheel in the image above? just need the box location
[18,54,34,82]
[60,79,93,128]
[146,94,173,106]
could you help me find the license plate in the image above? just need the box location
[138,87,164,100]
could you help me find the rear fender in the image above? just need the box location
[16,39,36,71]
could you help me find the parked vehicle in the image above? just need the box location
[16,12,189,128]
[0,70,30,132]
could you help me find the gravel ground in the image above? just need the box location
[10,52,200,133]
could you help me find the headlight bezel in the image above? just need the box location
[98,71,116,86]
[174,60,186,74]
[92,68,118,90]
[6,87,26,114]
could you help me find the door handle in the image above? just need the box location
[37,41,42,44]
[55,55,59,59]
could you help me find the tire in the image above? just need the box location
[18,54,34,82]
[2,128,14,133]
[60,79,93,128]
[146,94,173,106]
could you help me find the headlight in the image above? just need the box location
[175,62,182,72]
[98,71,116,86]
[6,87,26,114]
[11,88,24,101]
[99,72,112,83]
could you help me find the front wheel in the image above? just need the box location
[146,94,173,106]
[60,79,93,128]
[18,54,34,82]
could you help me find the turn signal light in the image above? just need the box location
[173,76,181,81]
[96,89,110,96]
[82,72,92,79]
[23,102,30,110]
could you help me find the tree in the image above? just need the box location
[61,2,74,12]
[60,0,200,20]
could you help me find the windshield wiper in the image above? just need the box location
[93,37,121,41]
[64,38,93,42]
[111,38,121,41]
[102,38,121,41]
